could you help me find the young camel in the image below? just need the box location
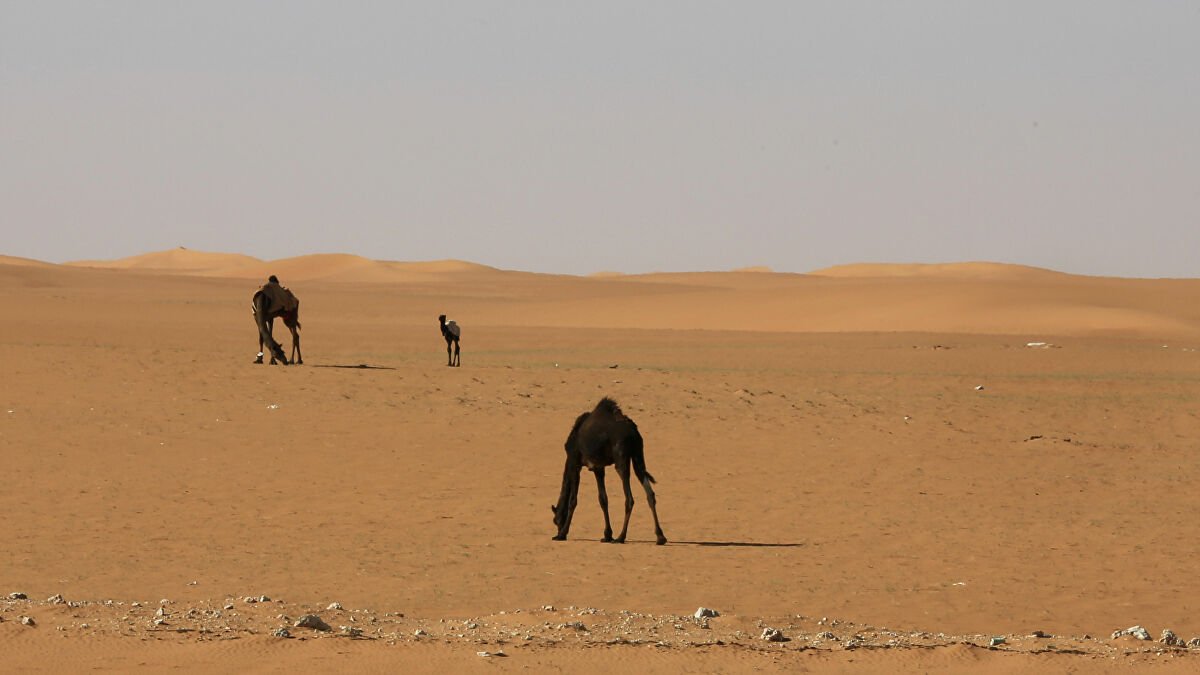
[552,398,667,545]
[251,277,302,365]
[438,314,460,367]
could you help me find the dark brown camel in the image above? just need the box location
[251,276,302,365]
[552,398,667,545]
[438,314,460,367]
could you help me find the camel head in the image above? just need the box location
[438,314,447,324]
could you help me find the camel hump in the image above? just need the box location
[446,320,460,338]
[593,397,624,418]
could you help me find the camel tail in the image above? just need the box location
[629,434,657,487]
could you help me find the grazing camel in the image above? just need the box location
[251,276,302,365]
[438,314,460,367]
[552,398,667,545]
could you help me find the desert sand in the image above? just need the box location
[3,248,1200,673]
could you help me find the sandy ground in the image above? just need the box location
[3,250,1200,672]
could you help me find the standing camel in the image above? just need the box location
[552,397,667,545]
[438,314,460,367]
[251,276,302,365]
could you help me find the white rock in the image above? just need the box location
[694,607,719,619]
[327,602,343,611]
[761,627,786,642]
[1112,625,1151,640]
[294,614,332,632]
[1161,629,1183,646]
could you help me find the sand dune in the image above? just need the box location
[67,246,263,272]
[811,261,1069,280]
[12,249,1200,338]
[5,248,1200,672]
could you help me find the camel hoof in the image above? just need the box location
[656,537,668,546]
[254,358,263,364]
[552,535,566,541]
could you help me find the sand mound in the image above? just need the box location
[67,247,262,272]
[0,254,56,268]
[809,261,1066,280]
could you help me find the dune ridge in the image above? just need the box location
[9,248,1200,338]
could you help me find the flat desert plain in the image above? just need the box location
[4,249,1200,673]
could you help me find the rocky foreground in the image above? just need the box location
[4,592,1200,664]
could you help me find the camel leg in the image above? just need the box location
[446,340,453,367]
[613,461,635,544]
[553,461,582,540]
[288,321,302,365]
[641,476,667,546]
[454,341,460,367]
[256,330,265,364]
[252,295,288,365]
[593,467,614,542]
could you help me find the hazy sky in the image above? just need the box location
[3,2,1198,276]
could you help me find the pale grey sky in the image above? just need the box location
[3,2,1198,276]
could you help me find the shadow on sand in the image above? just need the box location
[670,540,804,548]
[312,364,397,370]
[573,538,803,548]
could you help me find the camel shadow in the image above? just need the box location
[574,538,803,548]
[312,364,397,370]
[671,540,804,548]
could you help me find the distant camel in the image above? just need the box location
[552,398,667,545]
[438,314,460,367]
[251,276,302,365]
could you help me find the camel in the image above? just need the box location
[251,277,302,365]
[552,398,667,545]
[438,314,460,367]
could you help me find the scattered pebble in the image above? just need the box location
[761,627,787,642]
[294,615,332,632]
[1111,625,1151,641]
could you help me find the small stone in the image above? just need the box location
[47,594,65,604]
[272,627,292,639]
[20,616,36,626]
[223,604,234,610]
[131,602,142,608]
[1112,625,1151,641]
[294,614,332,632]
[477,650,507,657]
[1030,630,1050,638]
[1161,629,1183,646]
[989,636,1006,647]
[243,597,257,604]
[694,607,719,619]
[413,629,427,637]
[258,595,271,603]
[341,625,363,638]
[327,602,343,611]
[8,592,28,600]
[1188,637,1200,648]
[761,627,787,642]
[80,623,90,629]
[542,605,555,611]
